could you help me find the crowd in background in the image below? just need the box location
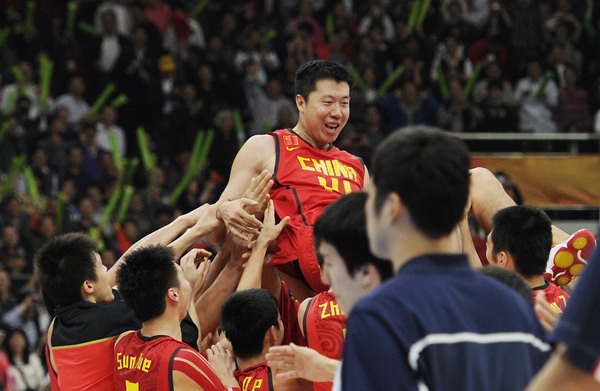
[0,0,599,388]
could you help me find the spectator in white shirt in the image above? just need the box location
[95,105,126,155]
[55,76,90,127]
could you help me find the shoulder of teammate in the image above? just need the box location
[172,346,227,391]
[298,296,314,338]
[115,330,136,348]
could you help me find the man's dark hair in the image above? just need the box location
[314,192,392,281]
[34,233,98,309]
[117,245,178,322]
[478,266,534,305]
[221,289,279,359]
[295,60,354,100]
[491,206,552,278]
[371,126,470,239]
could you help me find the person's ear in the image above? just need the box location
[295,94,306,113]
[388,192,405,224]
[81,280,94,296]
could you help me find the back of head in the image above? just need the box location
[314,192,392,280]
[117,245,177,322]
[295,60,354,100]
[371,126,470,238]
[491,206,552,278]
[34,233,98,309]
[479,266,534,305]
[221,289,279,359]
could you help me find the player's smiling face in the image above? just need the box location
[296,79,350,149]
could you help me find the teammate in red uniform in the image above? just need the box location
[486,205,570,311]
[215,60,366,300]
[115,245,240,391]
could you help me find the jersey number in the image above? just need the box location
[318,176,352,194]
[126,381,139,391]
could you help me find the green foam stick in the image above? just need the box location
[196,129,214,173]
[408,0,422,29]
[436,64,449,101]
[261,29,278,43]
[78,21,99,35]
[377,65,405,98]
[66,1,78,38]
[108,132,124,173]
[326,12,335,37]
[25,1,36,35]
[39,55,54,111]
[3,156,26,197]
[417,0,432,25]
[189,130,206,171]
[89,227,105,251]
[116,185,134,223]
[110,93,128,108]
[535,70,555,100]
[0,27,10,47]
[233,109,245,146]
[56,192,65,232]
[23,165,41,208]
[168,171,195,205]
[192,0,211,16]
[136,127,156,172]
[89,83,115,120]
[122,158,139,188]
[262,120,271,134]
[2,90,17,116]
[463,63,483,98]
[99,187,122,230]
[11,66,26,93]
[346,63,367,93]
[0,122,9,145]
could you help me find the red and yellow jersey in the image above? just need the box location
[268,129,365,292]
[533,281,570,313]
[303,291,346,391]
[114,331,227,391]
[235,363,273,391]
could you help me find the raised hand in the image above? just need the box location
[180,248,212,292]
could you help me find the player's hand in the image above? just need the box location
[180,203,214,227]
[266,343,339,382]
[242,170,273,216]
[257,200,290,249]
[180,248,211,292]
[206,342,239,388]
[217,198,263,241]
[534,292,560,334]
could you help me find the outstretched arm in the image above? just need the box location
[266,343,339,383]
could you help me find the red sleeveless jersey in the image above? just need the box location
[269,129,365,292]
[533,281,570,313]
[114,331,227,391]
[235,363,273,391]
[303,291,346,391]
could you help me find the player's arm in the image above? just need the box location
[297,298,311,338]
[173,347,240,391]
[267,343,339,383]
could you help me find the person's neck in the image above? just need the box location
[140,313,182,341]
[524,274,547,289]
[292,125,327,150]
[236,349,268,370]
[389,226,458,273]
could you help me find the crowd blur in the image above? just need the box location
[0,0,599,388]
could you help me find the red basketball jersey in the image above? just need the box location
[235,363,273,391]
[533,281,570,313]
[114,331,227,391]
[303,291,346,391]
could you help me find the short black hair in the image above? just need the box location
[371,126,470,239]
[117,245,178,322]
[314,192,392,281]
[491,206,552,278]
[34,233,98,309]
[221,289,279,359]
[295,60,354,100]
[479,266,534,306]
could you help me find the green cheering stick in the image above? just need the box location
[39,55,54,112]
[23,165,42,209]
[89,83,116,120]
[436,64,450,102]
[535,71,555,100]
[463,63,483,98]
[108,132,124,173]
[192,0,211,16]
[407,0,422,30]
[136,127,156,173]
[56,192,66,232]
[377,65,404,99]
[24,1,36,35]
[66,1,78,38]
[346,63,367,94]
[116,185,135,223]
[417,0,432,26]
[99,187,122,230]
[110,93,128,108]
[233,109,246,147]
[189,130,206,171]
[79,22,99,36]
[0,27,10,47]
[0,122,9,146]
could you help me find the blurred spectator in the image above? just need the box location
[54,75,91,128]
[2,293,50,350]
[94,0,132,36]
[0,61,45,119]
[438,78,482,132]
[358,0,395,43]
[95,106,126,156]
[0,270,17,313]
[430,34,473,83]
[506,0,544,78]
[3,328,45,391]
[514,59,558,133]
[456,0,491,26]
[234,27,280,85]
[287,1,326,52]
[92,9,131,84]
[379,82,441,132]
[477,80,518,132]
[30,147,60,197]
[79,123,107,187]
[0,115,27,175]
[0,325,11,390]
[0,225,29,273]
[556,66,590,133]
[208,109,240,183]
[36,115,70,175]
[143,0,172,35]
[472,61,514,106]
[442,1,477,44]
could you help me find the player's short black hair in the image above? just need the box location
[314,192,392,280]
[491,206,552,278]
[35,233,98,309]
[479,266,534,306]
[371,126,470,239]
[295,60,354,100]
[221,289,279,359]
[117,245,178,322]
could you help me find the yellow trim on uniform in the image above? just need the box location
[52,335,119,350]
